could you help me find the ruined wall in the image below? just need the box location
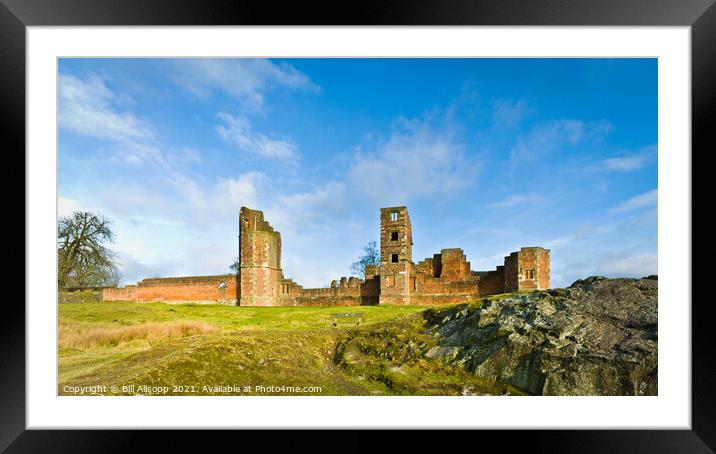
[360,276,381,306]
[515,247,551,290]
[102,275,238,304]
[238,207,282,306]
[410,275,480,305]
[407,248,479,305]
[438,249,471,279]
[409,283,480,305]
[379,262,413,305]
[503,247,551,292]
[294,287,362,307]
[415,257,437,277]
[378,206,413,305]
[275,276,380,306]
[102,285,137,301]
[371,243,482,306]
[477,266,506,296]
[103,205,550,307]
[380,206,412,265]
[504,252,520,292]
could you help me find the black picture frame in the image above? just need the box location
[4,0,710,451]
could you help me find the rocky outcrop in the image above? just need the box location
[422,276,658,395]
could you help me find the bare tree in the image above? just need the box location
[350,240,380,278]
[58,211,120,288]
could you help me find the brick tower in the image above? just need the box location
[378,206,413,305]
[238,207,282,306]
[504,247,551,292]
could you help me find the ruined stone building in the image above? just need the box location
[104,206,550,306]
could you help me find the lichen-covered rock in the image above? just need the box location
[422,276,658,395]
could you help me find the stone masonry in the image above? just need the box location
[103,206,550,305]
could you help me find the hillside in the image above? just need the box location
[59,276,658,396]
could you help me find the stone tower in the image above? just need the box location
[238,207,282,306]
[378,206,413,305]
[504,247,551,292]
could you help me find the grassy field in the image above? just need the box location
[58,300,521,396]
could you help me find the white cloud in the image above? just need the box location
[602,145,656,171]
[216,113,300,161]
[511,119,612,163]
[603,155,649,171]
[59,74,277,232]
[116,253,168,284]
[126,217,185,227]
[58,196,82,217]
[59,72,179,173]
[214,171,269,216]
[59,73,154,142]
[542,235,575,249]
[492,98,530,129]
[266,181,349,237]
[113,142,170,169]
[346,117,478,203]
[487,193,542,209]
[281,256,345,289]
[172,59,319,111]
[102,183,172,219]
[58,71,292,283]
[611,189,658,213]
[599,252,657,277]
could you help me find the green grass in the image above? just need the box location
[58,299,520,396]
[60,301,426,331]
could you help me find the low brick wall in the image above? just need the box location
[103,285,137,301]
[274,283,379,307]
[103,275,238,304]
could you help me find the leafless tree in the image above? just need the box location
[57,211,120,288]
[350,240,380,278]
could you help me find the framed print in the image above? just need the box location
[5,0,712,451]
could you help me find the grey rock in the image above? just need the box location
[422,276,658,395]
[424,346,462,363]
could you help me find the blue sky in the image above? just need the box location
[58,58,657,288]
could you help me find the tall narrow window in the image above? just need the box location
[390,211,398,221]
[391,253,399,263]
[391,231,399,241]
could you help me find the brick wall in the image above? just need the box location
[379,261,412,305]
[409,277,480,305]
[438,248,471,279]
[504,252,520,292]
[380,206,412,265]
[500,247,551,292]
[477,266,506,296]
[414,257,437,276]
[103,285,137,301]
[400,248,480,305]
[103,275,237,304]
[239,206,282,306]
[515,247,550,290]
[294,287,363,307]
[103,206,550,307]
[274,275,380,306]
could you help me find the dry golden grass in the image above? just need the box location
[59,321,218,348]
